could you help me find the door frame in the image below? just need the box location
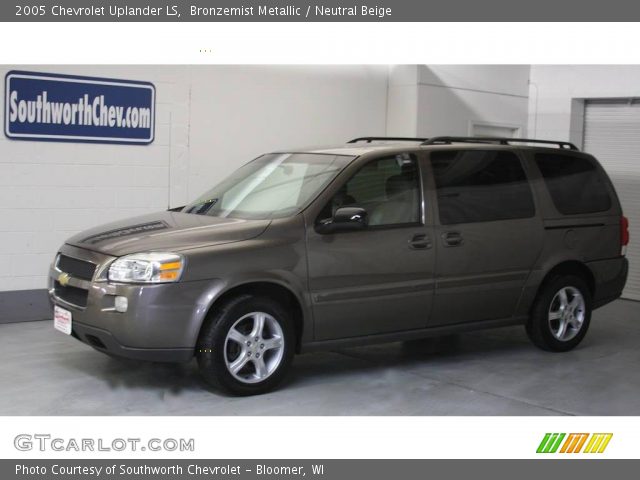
[302,148,437,341]
[425,147,544,327]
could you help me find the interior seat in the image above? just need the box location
[369,169,418,226]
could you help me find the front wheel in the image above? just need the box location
[526,275,592,352]
[197,295,295,396]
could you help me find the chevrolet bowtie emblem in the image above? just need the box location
[57,272,71,287]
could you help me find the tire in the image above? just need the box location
[196,294,295,396]
[526,274,592,352]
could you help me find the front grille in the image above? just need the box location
[57,254,96,281]
[54,281,89,308]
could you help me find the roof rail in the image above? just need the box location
[421,136,579,151]
[348,136,429,144]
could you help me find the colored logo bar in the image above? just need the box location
[537,433,612,453]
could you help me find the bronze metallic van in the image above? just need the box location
[49,137,629,395]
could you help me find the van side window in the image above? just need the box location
[535,153,612,215]
[431,150,535,225]
[321,154,421,227]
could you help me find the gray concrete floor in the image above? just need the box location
[1,299,639,415]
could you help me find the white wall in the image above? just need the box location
[386,65,419,136]
[528,65,640,146]
[387,65,530,138]
[0,65,191,292]
[186,66,388,202]
[0,65,389,292]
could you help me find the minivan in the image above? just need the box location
[49,136,629,395]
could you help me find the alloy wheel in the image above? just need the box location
[223,312,285,384]
[548,286,586,342]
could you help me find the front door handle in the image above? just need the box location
[442,231,464,247]
[409,234,432,250]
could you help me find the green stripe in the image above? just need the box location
[537,433,552,453]
[542,434,558,453]
[539,433,567,453]
[549,433,566,453]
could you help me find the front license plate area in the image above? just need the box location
[53,305,72,335]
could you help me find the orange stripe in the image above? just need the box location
[567,434,582,453]
[574,433,589,453]
[560,434,576,453]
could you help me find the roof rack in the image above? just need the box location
[421,136,579,151]
[348,136,429,144]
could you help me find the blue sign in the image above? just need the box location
[4,71,155,145]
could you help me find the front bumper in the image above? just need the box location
[69,321,193,362]
[49,244,222,363]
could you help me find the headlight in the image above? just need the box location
[108,252,184,284]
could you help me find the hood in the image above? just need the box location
[65,211,271,257]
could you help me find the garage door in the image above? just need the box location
[583,99,640,300]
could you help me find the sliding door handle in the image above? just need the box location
[442,231,464,247]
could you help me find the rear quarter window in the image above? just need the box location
[535,153,612,215]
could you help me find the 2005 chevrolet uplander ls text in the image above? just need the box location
[49,136,629,395]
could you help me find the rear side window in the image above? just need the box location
[431,150,535,225]
[535,153,611,215]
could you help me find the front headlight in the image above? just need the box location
[108,252,184,284]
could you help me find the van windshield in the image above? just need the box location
[182,153,353,220]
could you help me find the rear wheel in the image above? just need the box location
[197,295,295,395]
[526,275,592,352]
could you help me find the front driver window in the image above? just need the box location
[322,153,421,227]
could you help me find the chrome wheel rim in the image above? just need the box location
[223,312,285,384]
[548,286,585,341]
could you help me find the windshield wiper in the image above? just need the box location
[185,198,219,215]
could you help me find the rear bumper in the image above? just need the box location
[589,256,629,309]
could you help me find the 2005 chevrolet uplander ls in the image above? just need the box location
[50,136,629,395]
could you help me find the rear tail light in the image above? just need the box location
[621,215,630,255]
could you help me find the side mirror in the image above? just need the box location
[167,206,185,212]
[316,207,368,234]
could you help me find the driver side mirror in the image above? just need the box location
[316,207,368,234]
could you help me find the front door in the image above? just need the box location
[306,152,436,341]
[428,148,544,326]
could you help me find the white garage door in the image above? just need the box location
[584,99,640,300]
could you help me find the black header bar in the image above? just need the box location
[4,0,640,22]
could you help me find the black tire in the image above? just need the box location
[526,274,592,352]
[196,294,295,396]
